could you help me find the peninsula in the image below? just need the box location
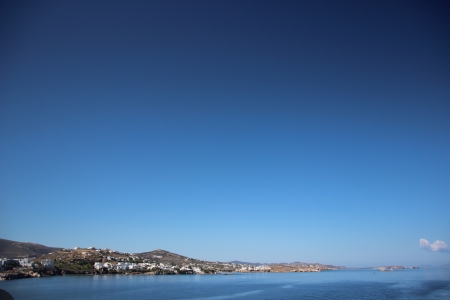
[0,239,343,280]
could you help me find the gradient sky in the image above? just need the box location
[1,0,449,268]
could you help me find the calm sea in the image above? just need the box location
[1,269,449,299]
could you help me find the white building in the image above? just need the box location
[1,258,7,268]
[116,262,130,270]
[41,259,54,267]
[103,262,113,269]
[16,257,33,267]
[254,265,271,271]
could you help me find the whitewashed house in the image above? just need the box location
[94,262,104,270]
[116,262,129,270]
[16,257,33,267]
[103,262,113,269]
[41,259,54,267]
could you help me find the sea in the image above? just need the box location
[1,269,449,299]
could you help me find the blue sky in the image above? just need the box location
[1,0,449,268]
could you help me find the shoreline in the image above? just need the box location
[0,268,329,281]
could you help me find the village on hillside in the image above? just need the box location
[1,246,338,280]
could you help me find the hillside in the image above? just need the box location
[284,262,346,270]
[1,239,344,279]
[136,249,208,265]
[1,238,346,272]
[0,238,62,258]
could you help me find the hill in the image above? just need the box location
[0,238,347,272]
[136,249,209,266]
[0,238,62,258]
[229,260,346,269]
[229,260,264,266]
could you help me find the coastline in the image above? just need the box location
[0,267,330,281]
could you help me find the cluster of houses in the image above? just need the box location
[94,262,155,271]
[2,246,274,274]
[92,261,271,274]
[0,257,55,269]
[93,262,205,273]
[1,258,31,267]
[237,264,271,272]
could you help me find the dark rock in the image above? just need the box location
[0,289,14,300]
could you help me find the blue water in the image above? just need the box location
[1,269,449,299]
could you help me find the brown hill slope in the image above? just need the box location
[0,238,62,258]
[136,249,207,265]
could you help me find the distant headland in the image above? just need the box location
[0,238,347,280]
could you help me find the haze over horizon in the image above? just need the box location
[1,0,449,268]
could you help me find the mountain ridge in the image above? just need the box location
[0,238,62,258]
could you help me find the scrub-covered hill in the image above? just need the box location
[0,238,62,258]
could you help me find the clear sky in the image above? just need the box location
[1,0,449,268]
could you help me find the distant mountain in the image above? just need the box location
[229,260,346,269]
[0,238,62,258]
[229,261,266,266]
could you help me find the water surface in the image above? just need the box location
[1,269,449,299]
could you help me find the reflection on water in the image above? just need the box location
[180,290,263,300]
[0,269,449,300]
